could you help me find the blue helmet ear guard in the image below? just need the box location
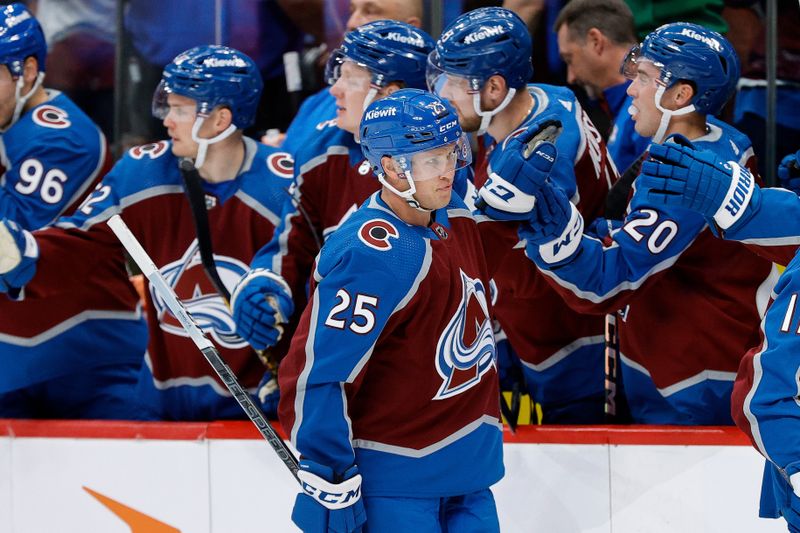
[0,3,46,76]
[154,45,263,129]
[359,88,466,177]
[622,22,740,115]
[428,7,533,90]
[326,20,435,90]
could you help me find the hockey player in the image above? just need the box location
[0,3,147,419]
[279,88,503,532]
[231,21,440,409]
[275,0,425,153]
[429,7,616,423]
[488,23,778,424]
[634,135,800,532]
[0,45,294,420]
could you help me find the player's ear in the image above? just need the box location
[214,106,234,131]
[22,56,38,86]
[382,82,403,98]
[381,156,397,178]
[481,74,508,109]
[672,81,696,109]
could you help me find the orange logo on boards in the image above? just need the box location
[83,486,181,532]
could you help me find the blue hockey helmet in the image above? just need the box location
[621,22,740,116]
[427,7,533,93]
[0,3,46,76]
[326,20,435,91]
[153,45,263,130]
[360,88,471,210]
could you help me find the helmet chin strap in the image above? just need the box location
[2,72,44,132]
[652,85,695,144]
[191,117,237,169]
[378,165,434,213]
[353,86,380,144]
[473,87,516,135]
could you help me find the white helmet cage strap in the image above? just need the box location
[474,86,516,135]
[652,84,696,144]
[3,71,44,132]
[191,116,237,169]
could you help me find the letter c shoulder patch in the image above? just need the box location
[266,152,294,179]
[358,219,399,251]
[32,105,71,129]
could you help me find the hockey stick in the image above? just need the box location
[179,158,231,301]
[107,214,301,482]
[601,151,648,422]
[178,158,285,369]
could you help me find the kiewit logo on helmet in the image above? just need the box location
[5,11,31,28]
[463,25,505,45]
[203,57,248,68]
[364,107,397,120]
[385,32,424,48]
[679,28,722,52]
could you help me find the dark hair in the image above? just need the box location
[553,0,637,46]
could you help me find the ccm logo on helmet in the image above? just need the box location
[463,25,505,45]
[679,28,722,52]
[358,219,399,251]
[384,32,425,48]
[33,106,71,129]
[439,119,458,133]
[364,107,398,121]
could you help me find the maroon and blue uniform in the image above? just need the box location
[523,120,778,424]
[279,191,503,498]
[27,137,293,420]
[0,91,147,419]
[475,84,617,423]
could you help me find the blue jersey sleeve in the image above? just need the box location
[722,188,800,244]
[0,126,104,230]
[522,181,707,312]
[55,142,177,232]
[739,263,800,481]
[290,221,427,472]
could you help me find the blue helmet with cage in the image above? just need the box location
[0,3,46,76]
[154,45,263,129]
[360,88,465,174]
[360,88,471,210]
[326,20,435,90]
[621,22,740,115]
[428,7,533,91]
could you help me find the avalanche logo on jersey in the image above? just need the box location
[358,219,399,251]
[150,241,249,349]
[433,269,495,400]
[266,152,294,179]
[32,105,71,129]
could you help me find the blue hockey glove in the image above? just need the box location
[476,120,561,221]
[778,150,800,194]
[230,268,294,351]
[254,369,280,419]
[293,460,366,533]
[640,135,758,231]
[519,181,584,265]
[0,219,38,293]
[586,217,622,241]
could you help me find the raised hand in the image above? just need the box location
[230,268,294,351]
[476,119,561,221]
[0,219,38,292]
[639,135,757,230]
